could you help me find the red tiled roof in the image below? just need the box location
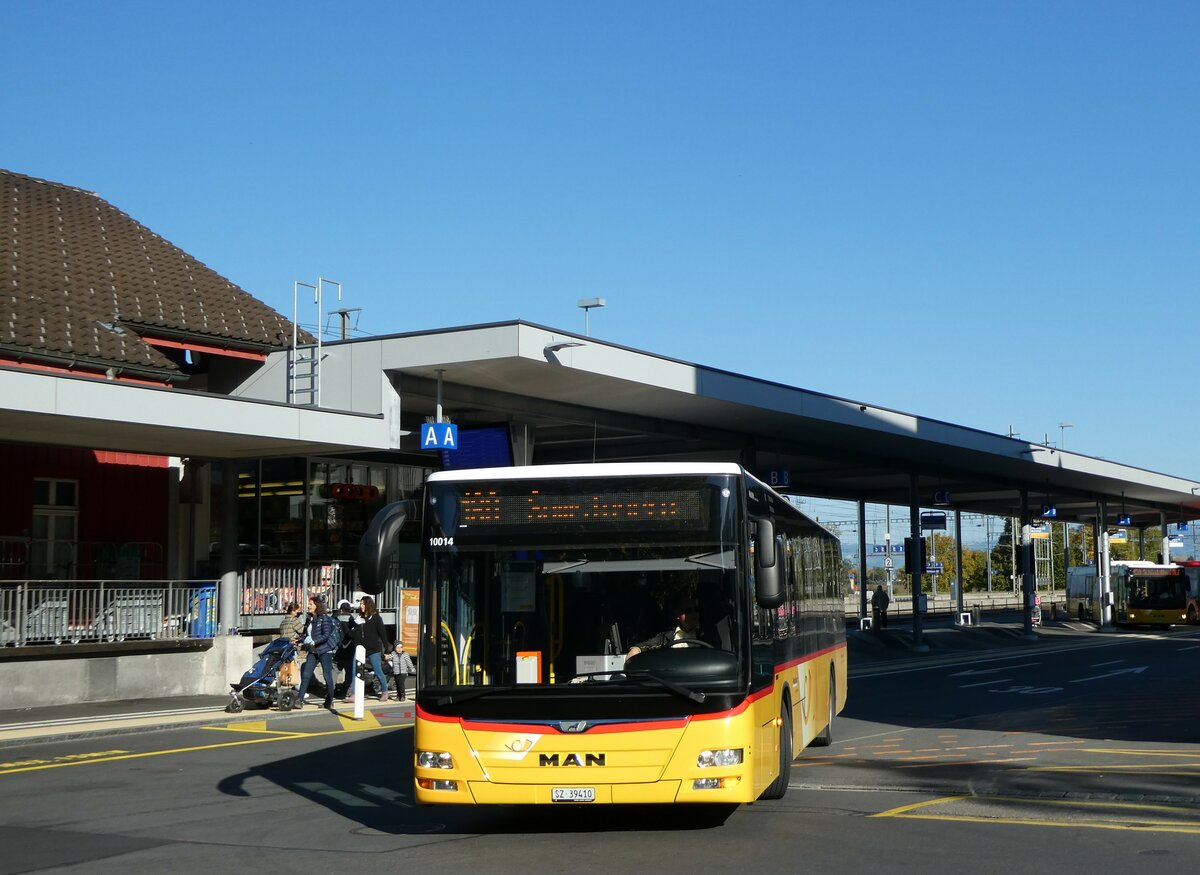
[2,168,310,380]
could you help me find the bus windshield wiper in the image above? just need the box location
[570,670,705,703]
[622,670,706,703]
[435,685,516,706]
[436,673,705,706]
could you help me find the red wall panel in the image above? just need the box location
[0,443,169,549]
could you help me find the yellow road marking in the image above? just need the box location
[894,757,1037,769]
[336,709,382,732]
[0,749,130,770]
[201,725,309,737]
[875,794,1200,835]
[1027,740,1086,746]
[1030,756,1200,773]
[1078,748,1200,758]
[0,720,409,776]
[872,795,966,817]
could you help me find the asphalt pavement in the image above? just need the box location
[0,614,1102,746]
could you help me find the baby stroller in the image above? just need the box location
[225,637,300,713]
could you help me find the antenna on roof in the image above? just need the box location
[327,306,362,340]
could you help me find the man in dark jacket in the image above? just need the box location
[333,599,358,697]
[871,585,891,630]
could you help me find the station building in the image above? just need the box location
[4,167,1199,708]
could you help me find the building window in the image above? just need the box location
[32,478,79,579]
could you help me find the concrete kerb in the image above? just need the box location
[0,694,414,747]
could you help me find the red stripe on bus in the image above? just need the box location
[413,643,845,735]
[772,641,846,675]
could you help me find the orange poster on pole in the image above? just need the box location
[400,587,421,654]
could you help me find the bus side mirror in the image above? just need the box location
[755,518,784,608]
[358,500,419,595]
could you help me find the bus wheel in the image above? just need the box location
[810,669,835,747]
[760,705,792,801]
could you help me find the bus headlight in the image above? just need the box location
[417,778,458,791]
[697,748,743,768]
[417,750,455,769]
[693,776,741,790]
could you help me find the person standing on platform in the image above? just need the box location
[279,601,304,644]
[871,584,891,630]
[345,595,392,702]
[295,595,339,710]
[334,599,359,697]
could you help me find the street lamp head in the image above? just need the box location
[576,297,606,336]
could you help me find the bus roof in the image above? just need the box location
[424,461,837,539]
[426,461,747,482]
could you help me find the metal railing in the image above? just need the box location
[237,559,417,627]
[0,557,420,648]
[843,590,1062,617]
[1,580,218,647]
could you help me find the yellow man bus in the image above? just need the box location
[359,462,846,805]
[1111,561,1189,627]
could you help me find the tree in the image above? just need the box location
[959,547,988,591]
[1109,526,1164,563]
[990,518,1016,591]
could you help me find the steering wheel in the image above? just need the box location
[667,638,714,649]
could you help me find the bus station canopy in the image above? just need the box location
[337,321,1200,529]
[4,319,1198,529]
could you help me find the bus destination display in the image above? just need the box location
[456,489,704,528]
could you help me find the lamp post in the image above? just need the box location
[577,297,606,336]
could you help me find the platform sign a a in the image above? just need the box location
[420,422,459,450]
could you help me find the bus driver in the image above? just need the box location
[627,596,709,656]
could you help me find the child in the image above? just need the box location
[390,648,415,701]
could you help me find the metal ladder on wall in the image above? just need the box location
[289,278,342,407]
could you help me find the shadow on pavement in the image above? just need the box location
[215,726,737,835]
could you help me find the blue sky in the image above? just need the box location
[9,2,1199,476]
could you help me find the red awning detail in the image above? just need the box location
[141,337,268,362]
[93,451,170,468]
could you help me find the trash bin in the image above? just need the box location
[190,585,217,638]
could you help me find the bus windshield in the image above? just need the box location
[421,474,743,700]
[1128,572,1188,609]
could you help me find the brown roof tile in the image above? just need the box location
[3,168,310,378]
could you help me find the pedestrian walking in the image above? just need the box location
[295,595,339,709]
[345,595,393,702]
